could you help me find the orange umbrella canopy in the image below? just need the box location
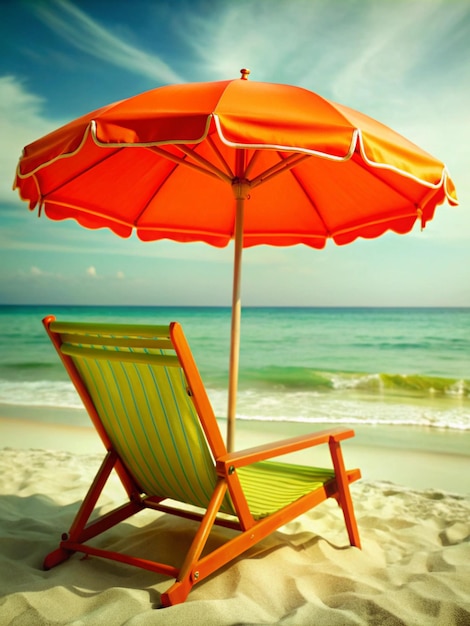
[14,71,458,450]
[15,72,457,248]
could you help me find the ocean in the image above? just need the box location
[1,305,469,431]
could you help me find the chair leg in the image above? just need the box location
[160,480,228,607]
[339,489,361,549]
[67,450,119,541]
[329,440,361,549]
[43,450,125,570]
[44,547,73,570]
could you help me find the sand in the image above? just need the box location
[1,412,469,625]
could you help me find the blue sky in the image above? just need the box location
[1,0,469,306]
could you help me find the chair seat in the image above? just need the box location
[238,461,335,518]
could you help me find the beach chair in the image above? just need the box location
[42,316,361,607]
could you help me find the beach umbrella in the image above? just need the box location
[14,69,458,451]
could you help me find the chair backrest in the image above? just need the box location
[47,319,230,511]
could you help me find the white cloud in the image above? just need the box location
[10,265,63,281]
[116,270,125,280]
[86,266,97,277]
[33,0,184,84]
[177,0,327,82]
[324,2,467,105]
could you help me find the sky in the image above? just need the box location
[1,0,469,307]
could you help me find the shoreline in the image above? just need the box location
[2,404,469,495]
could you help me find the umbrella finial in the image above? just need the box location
[240,68,250,80]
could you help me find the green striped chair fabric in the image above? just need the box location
[60,325,235,513]
[61,325,336,519]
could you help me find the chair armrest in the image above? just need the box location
[216,427,355,473]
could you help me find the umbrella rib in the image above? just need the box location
[291,158,422,239]
[206,135,235,179]
[178,144,233,183]
[147,146,232,183]
[287,164,332,237]
[39,148,125,202]
[288,160,420,239]
[349,150,420,206]
[244,150,261,179]
[133,142,234,228]
[249,153,312,189]
[132,160,180,226]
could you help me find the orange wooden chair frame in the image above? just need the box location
[42,315,361,606]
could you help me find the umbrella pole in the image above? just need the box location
[227,178,248,452]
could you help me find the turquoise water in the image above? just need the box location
[0,305,469,430]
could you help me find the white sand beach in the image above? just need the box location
[1,411,469,625]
